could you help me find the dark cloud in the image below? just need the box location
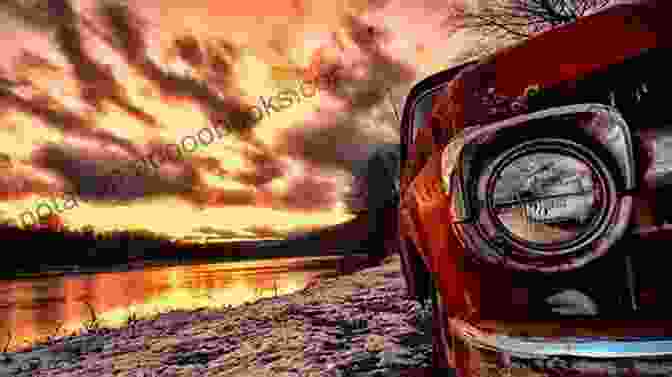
[193,226,242,238]
[13,50,62,74]
[330,19,415,113]
[188,186,257,208]
[1,67,31,98]
[279,180,337,211]
[242,224,289,238]
[2,88,143,157]
[0,0,284,215]
[233,143,287,187]
[1,0,416,223]
[95,1,256,135]
[276,12,413,171]
[275,162,340,212]
[0,171,51,201]
[233,170,282,188]
[205,40,239,91]
[0,0,55,31]
[30,142,200,204]
[272,12,414,213]
[56,23,159,126]
[27,136,276,210]
[3,0,159,126]
[274,116,376,172]
[174,35,206,67]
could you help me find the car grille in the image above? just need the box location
[505,246,632,320]
[478,230,672,321]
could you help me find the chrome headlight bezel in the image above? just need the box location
[476,138,615,257]
[440,104,634,272]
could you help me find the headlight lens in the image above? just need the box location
[491,152,601,245]
[475,139,614,258]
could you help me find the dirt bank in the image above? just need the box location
[0,255,434,377]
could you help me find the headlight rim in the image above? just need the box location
[472,137,619,261]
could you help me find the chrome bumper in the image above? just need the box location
[449,318,672,359]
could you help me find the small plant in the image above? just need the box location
[126,310,139,326]
[82,301,102,333]
[54,322,64,336]
[254,286,278,300]
[253,287,262,300]
[2,329,12,353]
[45,322,64,344]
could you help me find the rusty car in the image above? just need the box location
[397,0,672,375]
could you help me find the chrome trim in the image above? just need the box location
[450,318,672,359]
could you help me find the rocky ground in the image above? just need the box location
[0,255,436,377]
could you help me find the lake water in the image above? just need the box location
[0,256,348,352]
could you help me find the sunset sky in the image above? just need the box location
[0,0,473,241]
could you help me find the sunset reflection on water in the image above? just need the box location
[0,256,343,351]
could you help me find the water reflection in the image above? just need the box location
[0,256,343,351]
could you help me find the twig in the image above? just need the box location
[2,329,12,353]
[85,301,97,323]
[83,301,101,332]
[47,322,65,343]
[386,88,399,123]
[126,309,139,326]
[55,322,64,335]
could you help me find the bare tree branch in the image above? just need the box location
[446,0,611,65]
[449,0,610,41]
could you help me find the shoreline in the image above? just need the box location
[0,251,371,281]
[0,255,433,377]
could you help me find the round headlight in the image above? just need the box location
[472,138,618,262]
[489,151,605,249]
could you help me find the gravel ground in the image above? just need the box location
[0,255,435,377]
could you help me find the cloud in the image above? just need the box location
[30,142,199,204]
[1,87,143,157]
[2,0,465,235]
[272,11,415,215]
[242,224,289,238]
[193,226,242,238]
[0,170,50,201]
[95,1,256,135]
[188,187,257,209]
[0,1,277,217]
[232,140,287,187]
[274,114,381,172]
[2,0,159,126]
